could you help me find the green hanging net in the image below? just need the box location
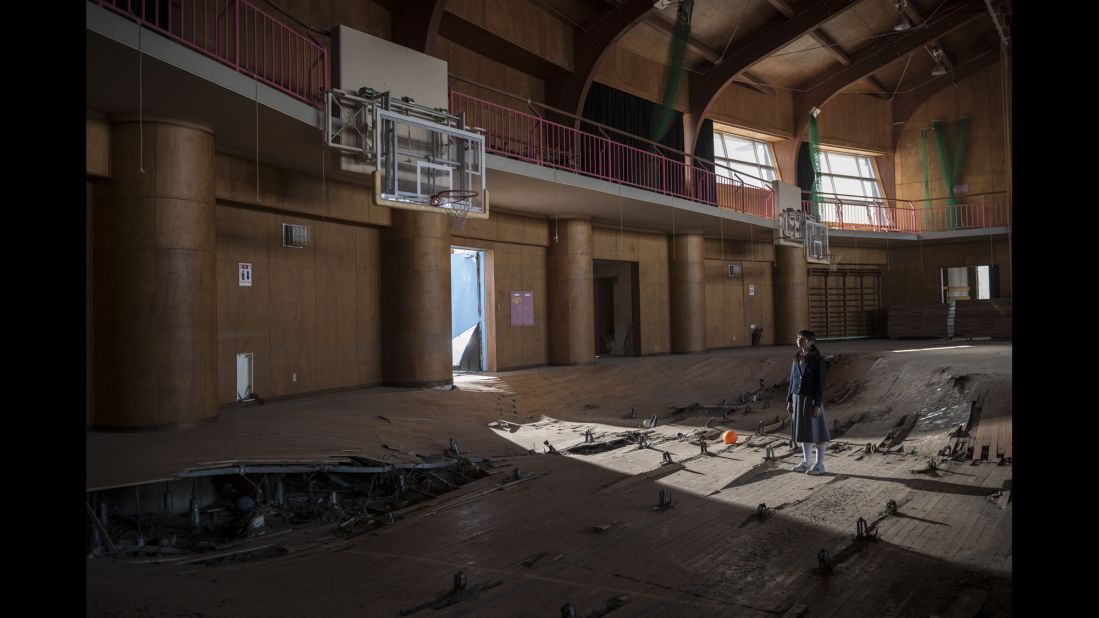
[650,0,694,144]
[808,112,823,220]
[931,118,970,229]
[919,127,931,229]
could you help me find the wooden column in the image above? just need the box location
[93,120,217,430]
[547,218,594,365]
[381,209,453,387]
[669,233,705,354]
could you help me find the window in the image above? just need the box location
[712,132,778,189]
[282,223,311,248]
[816,151,883,201]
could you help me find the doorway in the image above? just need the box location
[940,265,1000,302]
[450,247,487,372]
[593,260,641,357]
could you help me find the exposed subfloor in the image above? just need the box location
[87,340,1012,616]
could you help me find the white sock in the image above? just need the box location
[802,442,813,465]
[815,443,826,469]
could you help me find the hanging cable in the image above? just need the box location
[889,52,915,101]
[618,188,624,257]
[137,22,146,175]
[717,0,754,63]
[553,171,559,243]
[255,78,261,203]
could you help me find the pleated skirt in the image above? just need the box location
[791,394,831,443]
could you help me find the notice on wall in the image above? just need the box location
[511,291,534,326]
[747,284,756,296]
[239,263,253,287]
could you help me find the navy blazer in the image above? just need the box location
[787,353,826,407]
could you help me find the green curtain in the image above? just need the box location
[808,113,823,219]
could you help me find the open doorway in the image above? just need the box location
[451,247,487,372]
[593,260,641,357]
[941,265,1000,302]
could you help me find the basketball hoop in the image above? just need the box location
[432,190,478,232]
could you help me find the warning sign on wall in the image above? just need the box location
[747,284,755,296]
[239,263,253,287]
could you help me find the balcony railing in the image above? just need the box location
[449,91,774,218]
[802,192,1009,233]
[94,0,328,107]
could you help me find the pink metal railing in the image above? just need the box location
[803,198,918,233]
[94,0,328,107]
[450,91,775,218]
[803,193,1009,233]
[915,198,1010,232]
[716,177,775,218]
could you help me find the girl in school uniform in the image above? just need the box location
[787,330,830,475]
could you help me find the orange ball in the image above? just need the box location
[722,430,738,444]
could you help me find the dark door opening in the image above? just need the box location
[593,260,641,357]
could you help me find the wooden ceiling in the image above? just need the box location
[529,0,1001,100]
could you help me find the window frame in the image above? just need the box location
[711,130,780,189]
[816,150,885,202]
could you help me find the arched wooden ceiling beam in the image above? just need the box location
[793,0,986,140]
[687,0,859,153]
[890,46,1000,146]
[765,0,891,98]
[545,0,656,122]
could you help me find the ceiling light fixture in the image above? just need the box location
[893,0,912,31]
[928,47,948,76]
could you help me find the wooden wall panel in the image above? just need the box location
[315,221,359,391]
[637,232,670,354]
[592,227,640,262]
[215,153,390,227]
[355,227,383,385]
[446,0,572,70]
[894,63,1008,201]
[439,37,547,110]
[817,93,892,153]
[594,45,688,111]
[704,237,775,262]
[826,243,888,265]
[704,260,726,349]
[741,260,774,346]
[882,238,1011,307]
[455,211,548,246]
[704,259,752,349]
[86,117,111,178]
[268,0,390,43]
[268,214,319,396]
[709,88,795,139]
[215,207,273,404]
[216,204,384,404]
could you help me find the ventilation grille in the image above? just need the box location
[727,264,742,277]
[282,224,311,248]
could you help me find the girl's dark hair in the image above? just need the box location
[794,330,821,360]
